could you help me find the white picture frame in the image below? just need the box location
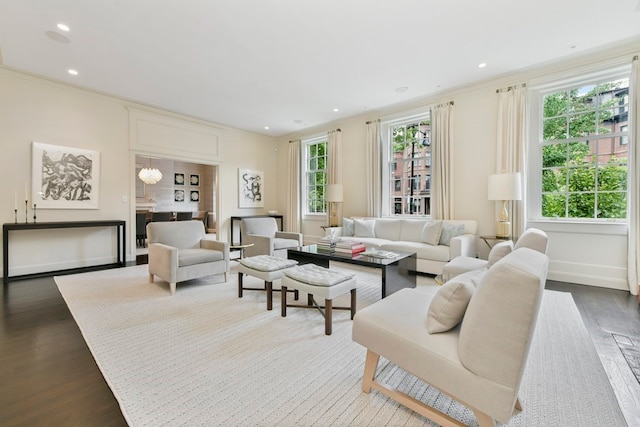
[238,168,264,208]
[32,142,100,209]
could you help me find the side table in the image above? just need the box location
[230,242,254,259]
[479,235,512,250]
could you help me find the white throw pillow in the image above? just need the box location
[427,272,476,333]
[342,218,354,236]
[353,218,376,238]
[421,221,442,246]
[439,222,465,246]
[487,240,514,266]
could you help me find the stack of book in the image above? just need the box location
[334,240,366,256]
[317,237,339,254]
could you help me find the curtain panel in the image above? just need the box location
[431,103,455,220]
[628,55,639,296]
[365,120,382,217]
[496,85,528,238]
[287,140,301,233]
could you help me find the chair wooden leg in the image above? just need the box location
[362,350,380,393]
[350,288,357,319]
[281,286,288,317]
[515,397,523,411]
[170,282,176,295]
[325,298,332,335]
[224,272,228,282]
[148,273,154,283]
[238,272,243,298]
[472,409,497,427]
[266,281,273,311]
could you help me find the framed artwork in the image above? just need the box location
[189,174,200,187]
[238,168,264,208]
[174,172,185,185]
[32,142,100,209]
[174,189,185,202]
[190,190,200,202]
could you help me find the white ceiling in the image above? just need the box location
[1,1,640,137]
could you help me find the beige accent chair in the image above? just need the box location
[240,217,302,258]
[352,247,549,426]
[441,227,548,282]
[147,221,229,295]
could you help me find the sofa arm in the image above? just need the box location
[148,242,178,283]
[243,234,274,257]
[449,234,477,259]
[276,231,303,245]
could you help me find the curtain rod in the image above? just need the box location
[634,55,639,61]
[496,83,527,93]
[365,119,380,124]
[433,100,454,108]
[288,139,301,143]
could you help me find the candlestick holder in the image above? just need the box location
[24,200,28,223]
[14,209,18,224]
[33,204,37,223]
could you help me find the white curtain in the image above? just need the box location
[287,140,301,233]
[496,85,528,238]
[627,55,639,296]
[365,120,381,217]
[431,102,455,219]
[327,129,343,221]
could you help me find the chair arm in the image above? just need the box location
[275,231,303,245]
[243,234,274,257]
[449,234,477,259]
[148,242,178,283]
[200,239,230,259]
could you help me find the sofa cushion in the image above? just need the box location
[421,221,443,246]
[342,236,388,249]
[178,248,224,267]
[342,218,355,236]
[381,241,451,262]
[273,237,299,250]
[374,219,402,241]
[354,218,376,237]
[399,219,429,242]
[487,240,514,266]
[427,270,481,333]
[439,222,465,246]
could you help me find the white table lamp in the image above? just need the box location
[326,184,343,227]
[488,173,522,238]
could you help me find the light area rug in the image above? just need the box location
[55,263,626,426]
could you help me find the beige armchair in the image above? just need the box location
[240,217,302,258]
[147,221,230,295]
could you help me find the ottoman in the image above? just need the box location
[237,255,299,310]
[281,264,357,335]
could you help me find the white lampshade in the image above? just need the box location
[488,173,522,201]
[138,167,163,185]
[326,184,344,203]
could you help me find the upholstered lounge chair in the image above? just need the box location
[147,221,230,295]
[240,217,302,258]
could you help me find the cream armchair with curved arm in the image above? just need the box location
[147,221,230,295]
[240,217,302,258]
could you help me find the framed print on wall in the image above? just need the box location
[190,190,200,202]
[174,172,185,185]
[189,174,200,187]
[174,189,185,202]
[32,142,100,209]
[238,168,264,208]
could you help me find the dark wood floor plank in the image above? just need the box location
[1,274,639,426]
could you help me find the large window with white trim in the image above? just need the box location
[536,75,629,220]
[302,137,328,215]
[382,114,431,216]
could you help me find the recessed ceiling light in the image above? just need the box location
[264,126,270,130]
[68,69,78,76]
[294,119,303,124]
[478,63,487,68]
[333,108,339,112]
[57,23,70,32]
[395,86,408,93]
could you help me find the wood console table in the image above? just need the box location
[3,220,126,284]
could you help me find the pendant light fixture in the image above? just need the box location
[138,158,163,185]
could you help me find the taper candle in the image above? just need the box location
[14,191,17,210]
[25,182,28,201]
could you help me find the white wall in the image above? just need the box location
[0,68,277,278]
[275,40,640,291]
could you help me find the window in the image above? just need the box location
[303,137,328,214]
[383,115,431,216]
[620,125,628,145]
[538,77,629,220]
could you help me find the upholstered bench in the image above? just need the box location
[237,255,299,310]
[281,264,357,335]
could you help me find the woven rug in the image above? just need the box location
[55,264,626,426]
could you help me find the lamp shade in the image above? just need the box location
[326,184,344,203]
[488,173,522,201]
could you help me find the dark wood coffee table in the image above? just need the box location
[287,245,417,298]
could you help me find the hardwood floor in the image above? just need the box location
[1,272,639,426]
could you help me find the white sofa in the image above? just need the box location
[330,217,477,275]
[352,247,549,426]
